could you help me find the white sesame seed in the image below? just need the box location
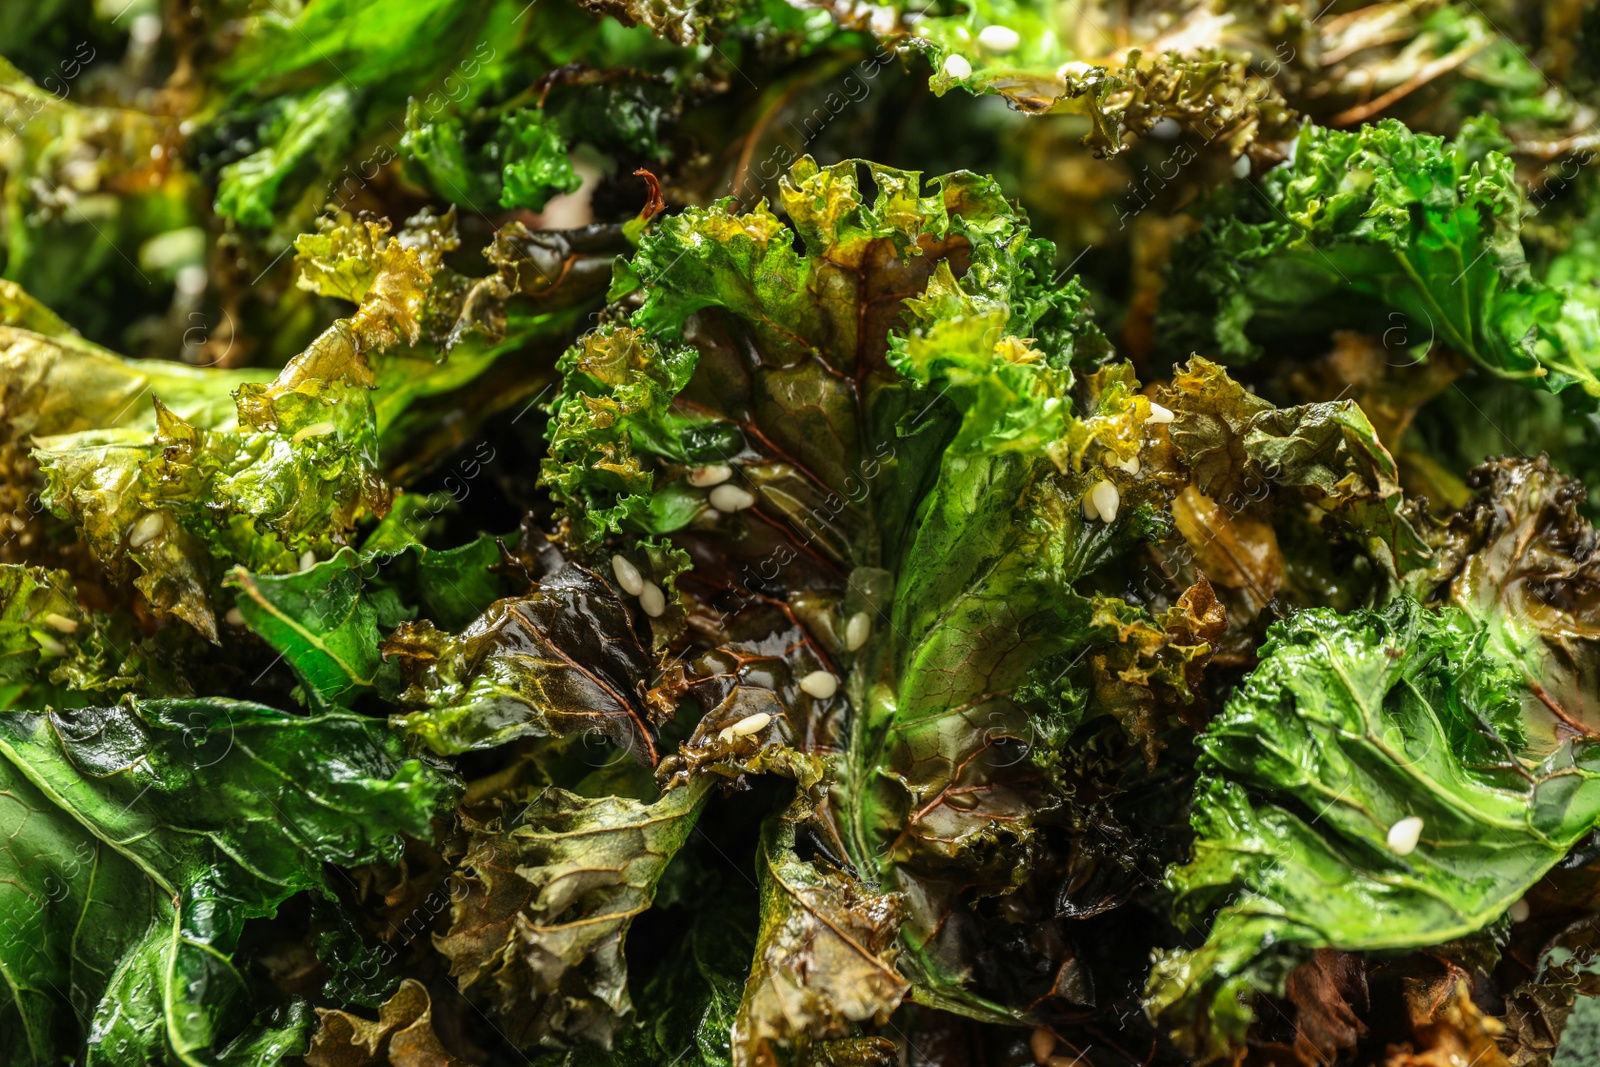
[845,612,871,651]
[799,670,838,698]
[1232,154,1252,179]
[128,511,165,549]
[1105,452,1140,475]
[291,421,337,444]
[941,53,972,79]
[1081,492,1101,522]
[226,607,247,627]
[976,25,1021,53]
[1057,61,1093,79]
[717,727,735,745]
[176,264,207,296]
[300,550,318,572]
[36,634,67,657]
[1145,402,1175,425]
[1386,816,1423,856]
[1508,898,1531,923]
[130,13,161,45]
[1090,480,1120,523]
[688,464,732,487]
[639,582,666,617]
[730,712,772,737]
[43,613,78,634]
[709,484,756,512]
[611,554,645,596]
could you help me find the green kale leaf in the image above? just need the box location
[400,105,581,213]
[226,547,386,712]
[1146,596,1600,1059]
[535,157,1201,1038]
[1161,119,1600,399]
[0,698,447,1066]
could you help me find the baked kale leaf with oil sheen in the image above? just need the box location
[225,526,508,713]
[16,208,598,644]
[520,157,1211,1049]
[1145,596,1600,1059]
[436,775,712,1049]
[0,698,447,1067]
[19,213,446,639]
[1160,118,1600,399]
[895,0,1299,155]
[1427,456,1600,747]
[445,154,1462,1054]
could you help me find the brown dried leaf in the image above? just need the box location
[307,979,468,1067]
[1500,916,1600,1065]
[433,777,710,1049]
[1164,356,1274,513]
[733,798,910,1067]
[1385,960,1510,1067]
[1090,575,1226,763]
[1171,484,1283,617]
[1283,950,1368,1066]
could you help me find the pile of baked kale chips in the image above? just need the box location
[7,1,1600,1064]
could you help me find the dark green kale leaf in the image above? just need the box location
[204,0,690,239]
[0,565,219,712]
[0,698,448,1066]
[227,548,387,712]
[0,564,82,702]
[225,526,509,713]
[418,155,1473,1057]
[364,150,1477,1060]
[208,0,518,234]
